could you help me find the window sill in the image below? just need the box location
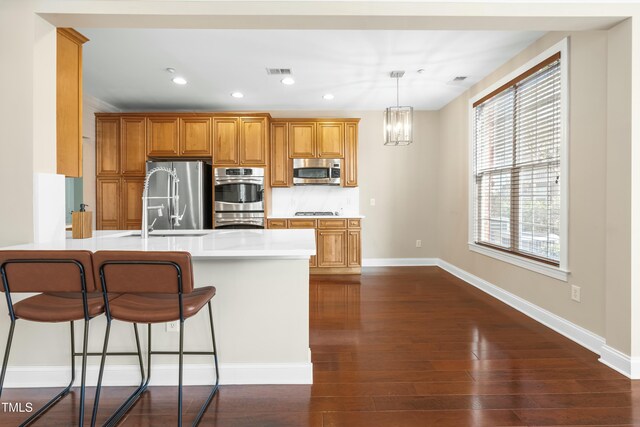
[468,243,569,282]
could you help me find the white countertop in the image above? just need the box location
[1,229,316,259]
[268,214,365,219]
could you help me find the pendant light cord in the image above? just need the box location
[396,76,400,107]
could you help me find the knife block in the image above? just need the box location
[72,211,93,239]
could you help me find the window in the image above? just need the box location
[470,42,568,279]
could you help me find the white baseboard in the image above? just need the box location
[436,259,606,356]
[2,362,313,388]
[599,345,640,379]
[362,258,438,267]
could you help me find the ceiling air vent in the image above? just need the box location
[453,76,468,81]
[266,68,292,75]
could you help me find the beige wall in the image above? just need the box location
[438,31,609,337]
[270,111,440,259]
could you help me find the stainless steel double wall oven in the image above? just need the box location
[214,167,265,229]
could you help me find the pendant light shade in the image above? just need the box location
[384,71,413,146]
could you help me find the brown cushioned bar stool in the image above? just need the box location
[0,251,127,426]
[91,251,219,427]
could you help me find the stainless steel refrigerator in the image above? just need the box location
[145,160,212,230]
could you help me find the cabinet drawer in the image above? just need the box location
[288,219,317,229]
[318,219,347,229]
[267,219,287,229]
[348,219,361,229]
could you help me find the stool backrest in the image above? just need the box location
[93,251,194,294]
[0,250,96,293]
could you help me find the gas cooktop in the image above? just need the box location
[294,211,339,216]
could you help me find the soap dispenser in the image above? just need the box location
[72,203,93,239]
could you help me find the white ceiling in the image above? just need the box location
[81,28,543,111]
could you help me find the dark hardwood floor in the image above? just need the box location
[1,266,637,426]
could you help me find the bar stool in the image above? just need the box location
[0,250,107,426]
[92,251,219,427]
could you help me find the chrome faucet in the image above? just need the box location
[141,167,184,239]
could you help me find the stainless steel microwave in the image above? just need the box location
[292,158,341,185]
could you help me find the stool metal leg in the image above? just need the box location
[178,319,184,426]
[192,301,220,426]
[18,321,80,426]
[90,320,111,427]
[0,319,16,397]
[78,320,90,426]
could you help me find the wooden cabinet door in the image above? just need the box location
[147,117,179,157]
[288,122,316,158]
[213,118,239,165]
[240,117,267,165]
[348,230,361,267]
[317,122,345,158]
[344,122,358,187]
[96,178,120,230]
[96,117,120,175]
[180,117,212,157]
[267,219,287,229]
[270,122,289,187]
[120,117,146,175]
[122,177,144,230]
[317,229,348,268]
[56,29,88,177]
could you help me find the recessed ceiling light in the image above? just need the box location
[231,92,244,98]
[281,77,295,85]
[172,77,187,85]
[322,94,334,100]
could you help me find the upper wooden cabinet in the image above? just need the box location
[270,122,289,187]
[317,122,345,158]
[289,122,316,158]
[213,118,239,165]
[343,122,358,187]
[147,117,179,157]
[96,117,120,176]
[240,117,267,165]
[121,117,146,175]
[213,116,268,166]
[56,28,88,177]
[180,117,211,157]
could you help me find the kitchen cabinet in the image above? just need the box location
[96,178,121,230]
[96,117,120,176]
[240,117,267,165]
[317,229,348,268]
[147,117,179,157]
[344,122,358,187]
[267,217,362,274]
[122,177,145,230]
[317,122,345,158]
[56,28,88,177]
[289,122,316,158]
[180,117,211,157]
[270,122,289,187]
[121,117,146,175]
[213,118,239,165]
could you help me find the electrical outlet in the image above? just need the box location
[571,285,581,302]
[166,321,179,332]
[370,198,376,206]
[416,240,422,248]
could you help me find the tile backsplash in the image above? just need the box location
[271,186,360,216]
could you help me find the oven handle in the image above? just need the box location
[215,218,265,226]
[214,177,264,185]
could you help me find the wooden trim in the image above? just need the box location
[272,118,361,123]
[472,52,561,108]
[57,28,89,45]
[310,267,361,275]
[95,112,272,118]
[474,241,560,267]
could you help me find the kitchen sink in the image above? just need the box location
[122,231,212,238]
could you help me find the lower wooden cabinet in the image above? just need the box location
[267,217,362,274]
[317,229,348,267]
[97,176,145,230]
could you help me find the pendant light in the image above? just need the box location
[384,71,413,146]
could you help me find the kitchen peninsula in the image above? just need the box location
[1,229,316,386]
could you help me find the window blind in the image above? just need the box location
[473,53,562,265]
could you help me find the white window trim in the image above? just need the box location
[467,37,570,282]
